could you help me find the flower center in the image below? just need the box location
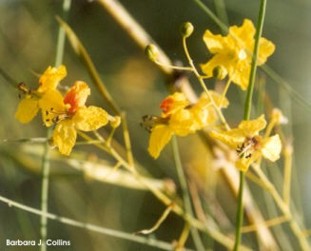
[236,136,261,159]
[238,49,247,60]
[141,115,169,132]
[44,106,71,124]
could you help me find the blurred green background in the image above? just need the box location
[0,0,311,250]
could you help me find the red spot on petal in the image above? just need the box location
[64,89,78,114]
[160,97,174,114]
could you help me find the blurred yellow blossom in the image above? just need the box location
[15,65,67,124]
[147,92,228,158]
[201,19,275,90]
[209,115,282,171]
[51,81,120,155]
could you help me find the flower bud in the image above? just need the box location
[145,44,158,62]
[180,22,194,38]
[212,66,227,80]
[110,116,121,128]
[271,108,288,125]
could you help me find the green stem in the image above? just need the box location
[193,0,228,33]
[40,1,71,250]
[243,0,267,120]
[234,1,268,250]
[171,137,205,251]
[55,0,72,67]
[233,171,245,251]
[213,0,229,29]
[0,195,195,251]
[40,133,51,251]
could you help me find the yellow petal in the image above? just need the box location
[238,115,267,136]
[53,120,77,156]
[236,151,261,172]
[201,54,230,78]
[209,129,245,149]
[39,90,66,127]
[169,109,195,136]
[15,97,39,124]
[74,106,109,131]
[203,30,226,54]
[38,65,67,92]
[229,19,255,45]
[258,38,275,65]
[148,125,173,159]
[230,61,250,90]
[261,134,282,162]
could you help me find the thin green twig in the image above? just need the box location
[0,195,194,251]
[171,137,206,251]
[192,0,228,33]
[213,0,229,29]
[54,0,72,67]
[56,16,121,115]
[40,134,50,251]
[77,132,250,250]
[234,1,268,250]
[40,1,71,250]
[243,0,267,120]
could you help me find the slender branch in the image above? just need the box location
[252,164,310,251]
[234,1,268,250]
[40,1,72,250]
[213,0,229,29]
[0,195,194,251]
[192,0,228,33]
[172,137,206,251]
[40,133,50,251]
[76,132,250,250]
[54,0,72,67]
[182,36,230,130]
[283,144,293,205]
[56,16,121,115]
[96,0,173,75]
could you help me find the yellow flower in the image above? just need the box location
[15,65,67,124]
[52,81,119,156]
[201,19,275,90]
[209,115,282,171]
[147,92,228,158]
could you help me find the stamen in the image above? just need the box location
[141,115,169,133]
[236,137,257,159]
[44,107,69,124]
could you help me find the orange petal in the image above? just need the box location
[64,81,90,114]
[160,92,189,116]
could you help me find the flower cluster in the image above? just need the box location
[144,19,282,172]
[16,65,120,155]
